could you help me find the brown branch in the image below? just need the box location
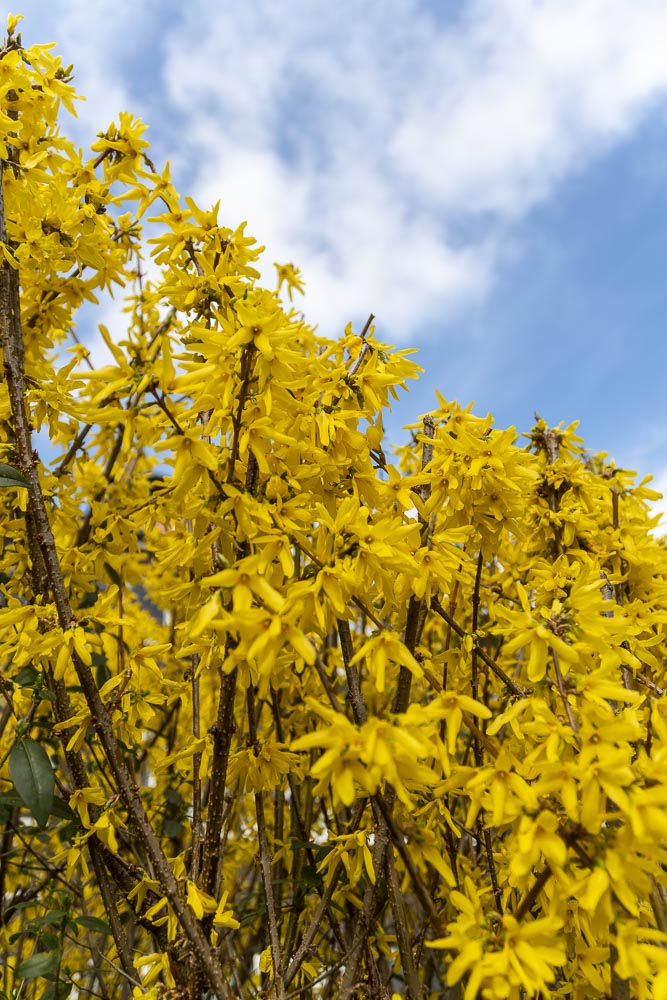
[285,956,348,1000]
[269,689,350,968]
[270,517,390,632]
[610,939,631,1000]
[0,810,18,927]
[149,386,225,496]
[151,386,186,435]
[385,848,421,999]
[75,427,125,547]
[189,652,203,881]
[228,342,257,483]
[337,619,367,725]
[291,622,385,996]
[468,550,503,913]
[89,841,135,981]
[337,817,390,1000]
[200,664,238,897]
[342,316,373,382]
[482,825,503,915]
[201,432,259,900]
[1,162,232,1000]
[74,330,175,547]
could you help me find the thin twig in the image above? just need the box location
[516,865,552,920]
[372,793,444,931]
[311,647,345,714]
[89,843,137,982]
[284,863,345,988]
[551,648,581,745]
[97,952,142,988]
[431,598,525,698]
[247,686,286,1000]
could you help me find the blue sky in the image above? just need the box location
[15,0,667,513]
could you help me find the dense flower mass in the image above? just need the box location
[2,15,667,1000]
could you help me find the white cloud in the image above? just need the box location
[191,145,492,338]
[15,0,667,342]
[389,0,667,215]
[158,0,667,338]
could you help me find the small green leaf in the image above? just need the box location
[76,915,111,935]
[16,951,59,979]
[9,738,55,827]
[0,462,28,488]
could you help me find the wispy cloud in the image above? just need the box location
[390,0,667,215]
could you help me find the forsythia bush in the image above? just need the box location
[2,15,667,1000]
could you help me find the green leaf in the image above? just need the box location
[16,951,59,979]
[37,932,60,952]
[0,791,21,824]
[15,665,40,688]
[49,797,77,822]
[103,561,121,587]
[94,652,111,689]
[0,790,22,807]
[163,818,183,838]
[0,462,28,488]
[299,864,324,890]
[41,981,73,1000]
[76,915,111,935]
[28,910,71,928]
[163,786,182,806]
[9,738,55,827]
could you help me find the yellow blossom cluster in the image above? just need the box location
[2,15,667,1000]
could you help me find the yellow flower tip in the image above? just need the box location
[273,260,305,300]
